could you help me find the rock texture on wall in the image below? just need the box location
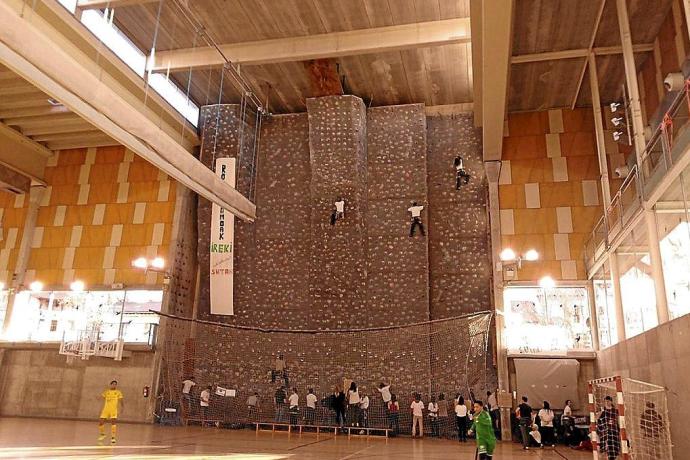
[427,114,491,317]
[182,98,496,433]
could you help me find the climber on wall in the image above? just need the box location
[408,201,426,237]
[454,156,471,189]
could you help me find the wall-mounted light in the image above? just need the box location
[539,276,556,289]
[613,131,624,142]
[500,248,539,281]
[132,257,166,272]
[610,102,621,112]
[0,282,5,291]
[611,117,624,127]
[29,281,43,292]
[70,280,85,292]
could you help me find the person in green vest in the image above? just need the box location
[468,400,497,460]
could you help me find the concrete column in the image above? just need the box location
[616,0,647,165]
[645,210,671,324]
[1,185,45,335]
[683,0,690,42]
[588,54,613,209]
[485,160,511,440]
[586,281,601,351]
[608,253,627,342]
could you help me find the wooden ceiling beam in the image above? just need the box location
[0,163,31,194]
[0,0,255,221]
[481,0,514,161]
[148,18,472,72]
[22,121,102,136]
[0,122,51,182]
[511,44,654,64]
[31,130,107,142]
[470,0,483,127]
[570,0,609,110]
[2,113,83,128]
[76,0,159,10]
[47,137,118,150]
[0,105,70,119]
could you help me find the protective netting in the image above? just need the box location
[157,311,494,436]
[589,377,672,460]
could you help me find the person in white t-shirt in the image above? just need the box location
[181,377,196,413]
[305,388,317,426]
[378,383,392,405]
[529,423,543,447]
[487,391,499,432]
[288,388,299,426]
[454,155,471,189]
[538,401,555,447]
[410,394,425,438]
[428,395,440,437]
[455,395,469,442]
[330,197,346,226]
[408,202,426,237]
[200,386,211,427]
[246,392,259,421]
[347,382,361,427]
[359,393,370,433]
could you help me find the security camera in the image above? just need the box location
[614,165,630,179]
[664,72,684,92]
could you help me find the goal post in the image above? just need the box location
[589,376,672,460]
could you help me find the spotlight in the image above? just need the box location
[539,276,556,289]
[0,282,4,291]
[29,281,44,292]
[610,102,621,112]
[132,257,148,269]
[613,131,623,142]
[500,248,517,262]
[611,117,624,127]
[524,249,539,261]
[151,257,165,270]
[70,280,85,292]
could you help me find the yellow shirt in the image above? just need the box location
[102,389,123,411]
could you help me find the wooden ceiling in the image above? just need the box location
[111,0,474,114]
[509,0,674,112]
[0,64,117,151]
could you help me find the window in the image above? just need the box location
[57,6,200,126]
[659,221,690,320]
[1,289,162,344]
[504,286,592,353]
[620,264,658,338]
[593,260,618,348]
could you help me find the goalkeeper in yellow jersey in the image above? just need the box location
[98,380,124,444]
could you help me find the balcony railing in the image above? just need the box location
[584,78,690,273]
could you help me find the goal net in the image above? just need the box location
[588,376,672,460]
[157,311,495,435]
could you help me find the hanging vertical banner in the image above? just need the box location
[210,157,235,315]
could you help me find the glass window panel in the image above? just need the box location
[504,286,592,353]
[1,289,162,344]
[593,260,617,348]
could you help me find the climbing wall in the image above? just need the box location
[197,105,257,320]
[306,96,369,328]
[426,114,491,318]
[366,105,430,324]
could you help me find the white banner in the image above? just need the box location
[210,157,235,315]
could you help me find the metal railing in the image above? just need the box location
[584,78,690,272]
